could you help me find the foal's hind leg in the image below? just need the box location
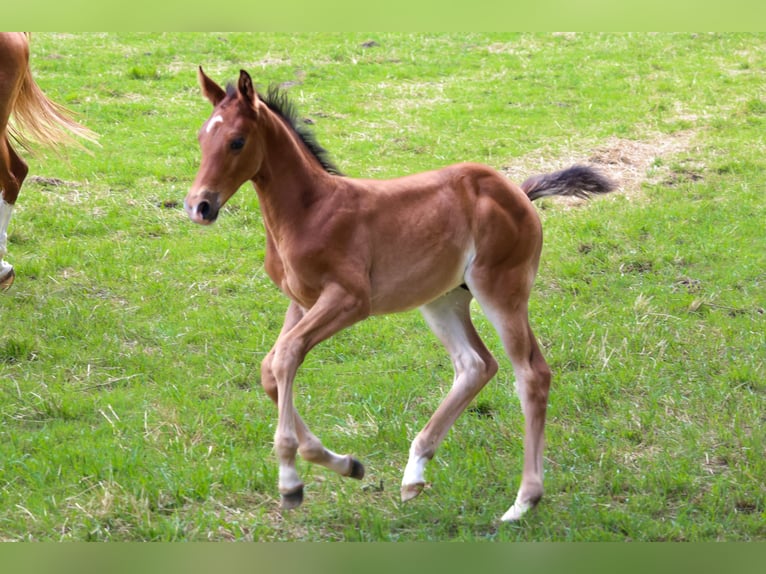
[501,321,550,521]
[471,280,552,522]
[401,287,498,501]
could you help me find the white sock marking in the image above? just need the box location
[0,199,14,257]
[0,199,14,280]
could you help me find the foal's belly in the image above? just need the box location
[368,243,473,315]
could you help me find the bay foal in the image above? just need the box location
[0,32,96,289]
[184,68,614,521]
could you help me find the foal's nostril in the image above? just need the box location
[197,200,211,220]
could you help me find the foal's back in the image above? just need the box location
[334,162,542,314]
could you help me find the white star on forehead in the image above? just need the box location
[206,115,224,133]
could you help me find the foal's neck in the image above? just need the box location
[250,106,341,247]
[253,110,334,209]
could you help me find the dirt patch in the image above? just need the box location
[588,130,699,195]
[27,176,71,187]
[502,129,700,200]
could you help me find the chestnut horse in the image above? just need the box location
[0,32,97,290]
[184,68,615,521]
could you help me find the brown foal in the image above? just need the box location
[184,68,615,521]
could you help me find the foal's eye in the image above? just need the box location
[230,137,246,151]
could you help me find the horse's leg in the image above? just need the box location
[0,136,27,204]
[260,301,364,504]
[0,194,13,287]
[268,284,369,508]
[470,267,552,522]
[0,136,26,289]
[501,322,550,522]
[401,287,498,501]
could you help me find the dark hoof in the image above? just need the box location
[348,458,365,480]
[280,486,304,510]
[0,268,14,291]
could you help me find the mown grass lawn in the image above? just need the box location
[0,33,764,541]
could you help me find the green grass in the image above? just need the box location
[1,33,764,541]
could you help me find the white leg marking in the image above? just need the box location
[402,447,428,490]
[0,199,14,282]
[0,261,11,282]
[501,497,534,522]
[278,462,304,494]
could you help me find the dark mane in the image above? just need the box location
[226,82,342,176]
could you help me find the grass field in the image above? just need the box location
[0,33,764,541]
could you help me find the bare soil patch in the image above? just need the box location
[502,129,700,201]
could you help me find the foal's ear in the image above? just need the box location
[198,66,226,106]
[238,69,256,105]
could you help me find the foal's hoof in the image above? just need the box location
[501,500,534,522]
[501,493,542,522]
[400,482,425,502]
[0,268,14,291]
[280,486,304,510]
[348,457,365,480]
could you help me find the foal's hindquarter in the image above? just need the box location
[185,70,608,522]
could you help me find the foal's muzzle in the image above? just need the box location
[184,192,220,225]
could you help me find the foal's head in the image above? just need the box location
[185,68,263,224]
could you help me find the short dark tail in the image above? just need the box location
[521,165,616,202]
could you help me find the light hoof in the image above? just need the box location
[400,482,424,502]
[0,267,14,291]
[501,503,529,522]
[500,495,541,522]
[280,485,304,510]
[347,457,365,480]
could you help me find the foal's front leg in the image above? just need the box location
[261,303,364,509]
[269,284,369,508]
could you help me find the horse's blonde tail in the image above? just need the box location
[8,62,98,153]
